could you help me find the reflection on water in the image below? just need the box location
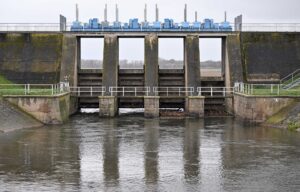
[0,115,300,191]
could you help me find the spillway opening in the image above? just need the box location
[159,38,184,69]
[119,38,144,69]
[200,38,222,77]
[80,38,104,69]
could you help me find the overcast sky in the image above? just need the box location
[1,0,299,61]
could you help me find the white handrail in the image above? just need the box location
[69,86,106,96]
[153,87,194,96]
[109,86,150,97]
[280,68,300,84]
[0,82,69,96]
[197,87,235,97]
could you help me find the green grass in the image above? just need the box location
[0,89,54,96]
[0,75,13,84]
[287,122,300,132]
[244,86,300,96]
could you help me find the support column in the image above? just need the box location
[221,37,226,77]
[60,34,78,87]
[60,35,79,114]
[144,96,160,118]
[99,96,118,117]
[186,96,204,117]
[184,35,201,94]
[184,35,201,112]
[102,35,119,96]
[144,34,159,96]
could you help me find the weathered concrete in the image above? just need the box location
[0,98,43,132]
[240,32,300,81]
[69,96,78,115]
[102,35,119,95]
[4,93,70,124]
[144,34,158,96]
[144,96,160,118]
[60,34,78,86]
[0,33,62,84]
[184,35,201,95]
[225,34,243,86]
[99,96,118,117]
[186,96,205,117]
[233,93,298,122]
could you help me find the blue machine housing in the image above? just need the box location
[71,16,232,32]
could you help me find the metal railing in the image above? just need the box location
[0,83,69,96]
[109,87,150,97]
[235,82,300,96]
[0,23,61,32]
[1,23,300,32]
[197,87,235,97]
[153,87,194,96]
[280,69,300,89]
[70,86,106,97]
[241,23,300,32]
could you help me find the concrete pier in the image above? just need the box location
[144,34,159,96]
[144,96,160,118]
[186,96,205,117]
[102,35,119,95]
[99,96,118,117]
[184,35,201,111]
[184,35,201,94]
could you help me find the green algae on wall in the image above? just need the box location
[240,32,300,79]
[0,33,63,84]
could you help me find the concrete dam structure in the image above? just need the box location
[0,31,300,120]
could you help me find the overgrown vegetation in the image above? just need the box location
[287,121,300,132]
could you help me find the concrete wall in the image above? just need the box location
[0,98,42,132]
[226,34,243,86]
[233,93,298,122]
[0,33,63,84]
[60,34,78,86]
[240,32,300,81]
[4,93,70,124]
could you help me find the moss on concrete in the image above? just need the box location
[266,100,296,124]
[0,74,12,84]
[240,32,300,80]
[0,33,63,84]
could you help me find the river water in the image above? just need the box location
[0,114,300,192]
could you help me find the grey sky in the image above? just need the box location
[1,0,299,61]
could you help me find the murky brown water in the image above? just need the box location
[0,114,300,192]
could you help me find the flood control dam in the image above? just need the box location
[0,32,300,120]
